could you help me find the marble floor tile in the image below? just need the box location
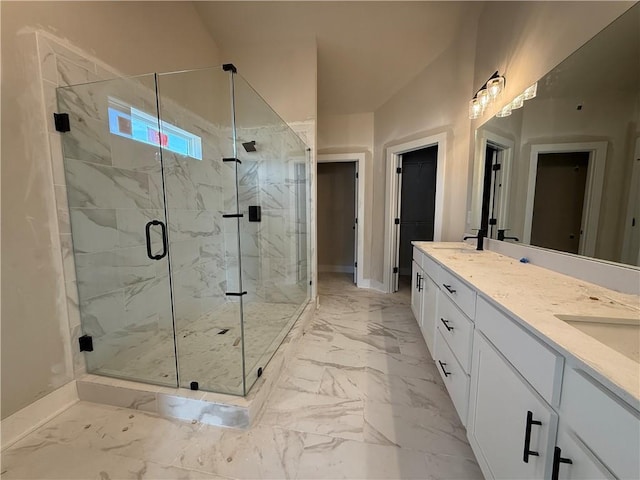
[2,273,481,480]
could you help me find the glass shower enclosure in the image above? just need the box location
[57,65,310,396]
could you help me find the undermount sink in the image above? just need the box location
[555,314,640,363]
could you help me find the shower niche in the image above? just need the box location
[56,65,311,396]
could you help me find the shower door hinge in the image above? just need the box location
[222,63,237,73]
[393,267,399,274]
[222,157,242,164]
[54,113,70,132]
[396,167,402,174]
[78,335,93,352]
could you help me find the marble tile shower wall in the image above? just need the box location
[37,32,125,380]
[236,126,309,306]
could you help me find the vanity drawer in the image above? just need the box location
[435,328,470,426]
[439,267,476,319]
[436,291,474,373]
[421,253,441,284]
[560,367,640,479]
[475,296,563,405]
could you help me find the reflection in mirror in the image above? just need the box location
[471,3,640,266]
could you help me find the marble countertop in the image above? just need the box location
[413,241,640,408]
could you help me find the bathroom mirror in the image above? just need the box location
[470,3,640,266]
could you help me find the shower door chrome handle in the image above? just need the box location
[145,220,168,260]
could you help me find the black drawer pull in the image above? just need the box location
[442,284,457,294]
[523,410,542,463]
[551,447,573,480]
[440,318,454,331]
[438,360,451,377]
[418,274,423,292]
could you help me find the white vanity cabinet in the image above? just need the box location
[469,296,563,479]
[410,259,423,320]
[555,367,640,480]
[468,331,558,479]
[410,246,440,357]
[411,243,640,480]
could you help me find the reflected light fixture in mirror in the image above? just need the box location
[523,82,538,100]
[511,94,525,109]
[496,103,512,118]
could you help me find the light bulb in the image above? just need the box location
[478,88,491,108]
[523,82,538,100]
[487,76,505,99]
[469,98,482,119]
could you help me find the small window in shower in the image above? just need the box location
[108,97,202,160]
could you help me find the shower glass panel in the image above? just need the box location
[234,75,311,392]
[156,68,243,395]
[57,74,178,386]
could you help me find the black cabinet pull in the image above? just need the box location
[443,284,457,294]
[523,410,542,463]
[551,446,573,480]
[145,220,168,260]
[418,274,423,292]
[416,272,420,289]
[440,318,454,331]
[438,360,451,377]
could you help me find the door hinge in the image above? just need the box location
[396,167,402,174]
[393,267,399,273]
[78,335,93,352]
[356,172,359,179]
[492,163,501,171]
[394,218,400,225]
[489,218,497,225]
[355,262,358,268]
[54,113,70,132]
[355,218,358,224]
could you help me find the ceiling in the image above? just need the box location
[194,2,480,115]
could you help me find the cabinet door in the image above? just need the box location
[468,332,558,479]
[554,423,615,480]
[410,260,423,321]
[419,273,437,356]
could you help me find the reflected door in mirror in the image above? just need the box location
[531,152,589,254]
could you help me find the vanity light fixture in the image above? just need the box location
[468,71,506,119]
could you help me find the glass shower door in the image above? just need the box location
[57,74,178,386]
[156,67,244,395]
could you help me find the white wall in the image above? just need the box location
[467,1,633,233]
[371,8,481,284]
[0,1,221,419]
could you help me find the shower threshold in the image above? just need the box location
[76,300,315,429]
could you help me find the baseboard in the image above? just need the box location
[360,278,387,293]
[318,264,355,273]
[1,381,78,451]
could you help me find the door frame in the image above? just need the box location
[384,132,447,293]
[317,153,366,288]
[471,130,514,236]
[621,136,640,265]
[524,141,607,257]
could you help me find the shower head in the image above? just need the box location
[242,140,257,152]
